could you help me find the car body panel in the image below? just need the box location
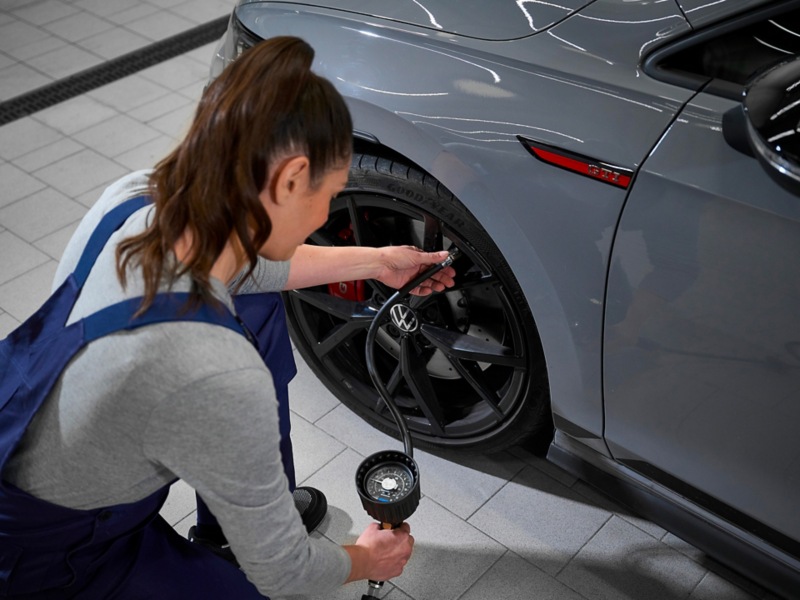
[238,0,593,40]
[235,0,694,447]
[605,92,800,542]
[677,0,773,28]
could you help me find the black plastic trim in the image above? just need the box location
[552,413,600,439]
[621,458,800,559]
[548,442,800,600]
[0,15,230,126]
[643,0,800,96]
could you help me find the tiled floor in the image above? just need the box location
[0,0,233,101]
[0,7,779,600]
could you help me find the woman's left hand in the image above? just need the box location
[374,246,457,296]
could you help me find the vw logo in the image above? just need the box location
[390,304,419,333]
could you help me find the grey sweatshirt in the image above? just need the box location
[3,171,351,597]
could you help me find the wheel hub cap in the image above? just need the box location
[390,304,419,333]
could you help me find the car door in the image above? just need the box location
[603,6,800,555]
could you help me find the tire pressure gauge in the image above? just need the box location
[356,450,420,527]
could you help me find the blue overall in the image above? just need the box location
[0,196,297,599]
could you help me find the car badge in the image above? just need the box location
[390,305,419,333]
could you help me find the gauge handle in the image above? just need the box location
[364,247,461,457]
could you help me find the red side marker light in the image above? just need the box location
[518,136,633,189]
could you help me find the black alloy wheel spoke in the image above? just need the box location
[422,214,442,252]
[347,197,376,247]
[375,364,403,413]
[291,290,376,357]
[449,359,505,418]
[400,337,447,436]
[420,324,524,368]
[447,273,499,293]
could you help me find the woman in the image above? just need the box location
[0,37,453,598]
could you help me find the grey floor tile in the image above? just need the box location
[127,91,193,123]
[690,571,758,600]
[0,312,21,338]
[557,516,707,600]
[27,43,103,79]
[177,78,208,102]
[76,27,151,60]
[389,497,506,600]
[43,11,112,42]
[316,404,404,457]
[88,74,170,113]
[113,134,175,171]
[0,54,15,71]
[169,0,234,24]
[0,187,85,242]
[4,33,66,62]
[13,0,79,26]
[124,10,195,41]
[0,13,16,27]
[0,260,58,322]
[13,137,84,172]
[138,55,209,91]
[34,95,119,135]
[572,480,668,540]
[147,102,196,138]
[0,163,47,208]
[0,231,51,286]
[290,411,347,484]
[382,588,412,600]
[287,349,342,423]
[34,149,127,198]
[160,479,197,527]
[33,220,80,261]
[183,41,219,65]
[468,465,612,576]
[458,551,584,600]
[412,449,526,519]
[74,0,142,18]
[0,63,52,100]
[173,509,197,538]
[73,114,162,158]
[106,4,159,25]
[508,443,578,488]
[147,0,192,8]
[662,532,704,562]
[0,20,51,54]
[0,117,62,161]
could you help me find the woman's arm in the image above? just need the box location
[285,244,456,295]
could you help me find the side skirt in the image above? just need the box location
[547,431,800,600]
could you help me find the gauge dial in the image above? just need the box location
[365,462,414,502]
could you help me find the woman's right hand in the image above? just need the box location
[343,522,414,583]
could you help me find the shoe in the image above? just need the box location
[294,486,327,534]
[188,525,239,567]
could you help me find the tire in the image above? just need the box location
[284,154,551,455]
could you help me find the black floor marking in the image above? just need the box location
[0,15,229,126]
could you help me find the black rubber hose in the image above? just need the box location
[364,248,460,458]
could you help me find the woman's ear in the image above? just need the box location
[272,156,310,206]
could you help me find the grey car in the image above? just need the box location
[210,1,800,597]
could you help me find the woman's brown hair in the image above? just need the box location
[116,36,352,315]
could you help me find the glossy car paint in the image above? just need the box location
[677,0,771,28]
[240,0,594,39]
[605,91,800,543]
[230,0,695,455]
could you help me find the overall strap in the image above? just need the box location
[82,293,257,347]
[73,195,151,289]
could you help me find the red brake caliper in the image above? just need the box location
[327,222,366,302]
